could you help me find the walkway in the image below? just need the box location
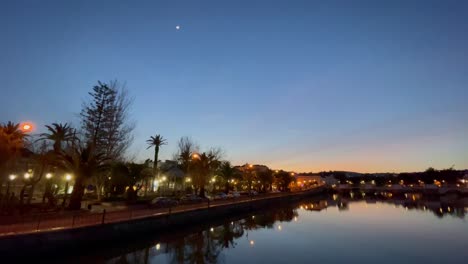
[0,187,324,237]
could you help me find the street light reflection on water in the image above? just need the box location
[91,193,468,264]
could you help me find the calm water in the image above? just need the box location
[79,194,467,264]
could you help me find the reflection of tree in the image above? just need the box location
[332,191,466,218]
[209,223,244,249]
[242,208,298,232]
[109,248,147,264]
[168,239,185,264]
[111,207,297,264]
[182,230,221,264]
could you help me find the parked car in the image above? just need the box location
[180,194,209,204]
[249,190,258,196]
[214,192,228,200]
[149,197,178,208]
[228,191,241,198]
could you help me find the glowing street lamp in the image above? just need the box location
[46,173,53,179]
[6,174,16,195]
[20,122,34,133]
[62,174,72,207]
[191,153,200,160]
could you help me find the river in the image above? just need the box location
[60,192,468,263]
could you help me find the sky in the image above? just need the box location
[1,0,467,173]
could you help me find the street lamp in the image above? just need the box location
[6,174,16,195]
[62,174,72,207]
[24,172,31,179]
[20,122,34,133]
[43,173,53,203]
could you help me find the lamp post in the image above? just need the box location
[7,174,16,195]
[62,174,72,207]
[247,164,254,192]
[42,173,53,203]
[185,177,191,192]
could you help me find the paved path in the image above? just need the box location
[0,189,322,237]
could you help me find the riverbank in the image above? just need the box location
[334,184,468,195]
[0,186,326,257]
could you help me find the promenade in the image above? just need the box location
[0,186,325,237]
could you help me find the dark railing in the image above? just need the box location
[0,187,323,237]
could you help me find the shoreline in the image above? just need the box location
[0,187,326,257]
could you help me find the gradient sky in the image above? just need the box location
[1,0,467,173]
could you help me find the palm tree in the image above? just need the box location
[219,161,236,193]
[38,123,75,153]
[191,150,222,197]
[0,122,27,194]
[146,135,167,190]
[0,122,27,168]
[258,169,274,192]
[57,142,108,210]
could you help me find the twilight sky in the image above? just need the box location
[1,0,467,173]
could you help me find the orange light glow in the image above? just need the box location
[20,122,34,132]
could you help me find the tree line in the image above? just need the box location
[0,80,296,213]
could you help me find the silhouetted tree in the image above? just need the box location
[146,134,167,190]
[38,123,75,153]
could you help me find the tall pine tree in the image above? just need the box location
[80,80,133,161]
[80,80,134,200]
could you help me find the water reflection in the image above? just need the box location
[329,191,467,219]
[107,207,298,264]
[104,193,467,264]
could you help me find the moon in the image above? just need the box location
[176,25,181,30]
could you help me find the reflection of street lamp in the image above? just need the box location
[7,174,16,195]
[62,174,72,207]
